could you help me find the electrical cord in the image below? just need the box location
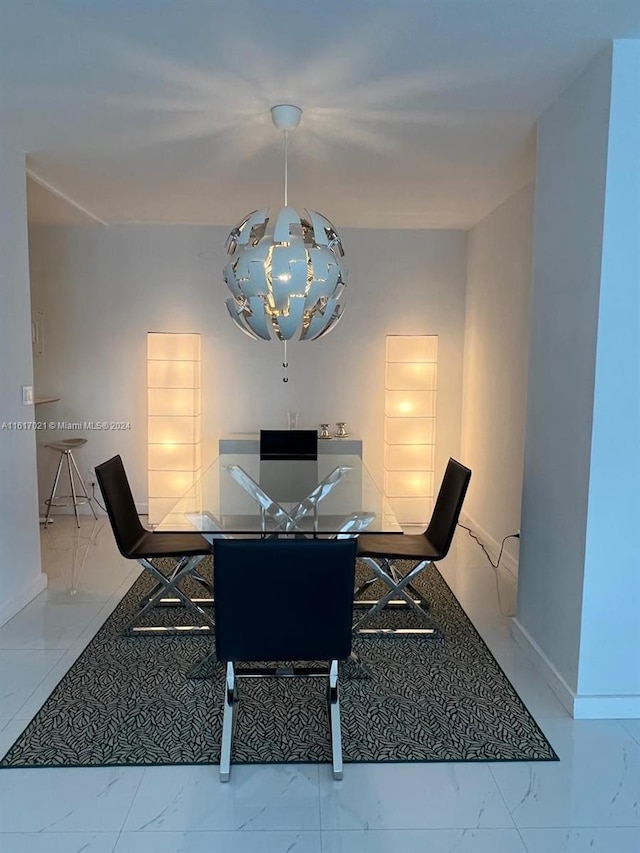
[457,522,519,618]
[91,483,107,514]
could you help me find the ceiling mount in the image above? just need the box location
[270,104,302,132]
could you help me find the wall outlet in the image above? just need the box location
[87,467,96,486]
[515,529,521,538]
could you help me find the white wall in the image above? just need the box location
[0,133,46,626]
[29,224,467,514]
[461,183,534,573]
[516,42,640,716]
[578,40,640,706]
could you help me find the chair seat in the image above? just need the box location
[46,438,88,452]
[134,531,211,559]
[356,532,441,561]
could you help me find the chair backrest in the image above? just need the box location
[259,429,318,460]
[95,455,146,558]
[424,458,472,559]
[213,538,357,662]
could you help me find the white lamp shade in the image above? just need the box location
[148,442,201,472]
[148,388,201,417]
[147,360,200,390]
[384,335,438,526]
[385,390,436,418]
[385,470,435,498]
[385,443,435,472]
[388,497,434,525]
[386,335,437,363]
[385,416,436,446]
[148,332,201,525]
[148,333,201,361]
[385,362,437,391]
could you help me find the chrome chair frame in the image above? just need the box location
[213,538,356,781]
[354,458,471,637]
[129,554,214,636]
[220,659,343,782]
[95,455,214,636]
[44,439,98,528]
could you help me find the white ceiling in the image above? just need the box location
[1,0,638,229]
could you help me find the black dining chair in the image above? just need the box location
[355,457,471,634]
[259,429,318,460]
[213,537,357,781]
[96,455,214,635]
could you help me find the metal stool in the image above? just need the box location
[44,438,98,528]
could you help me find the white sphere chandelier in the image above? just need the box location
[223,105,348,348]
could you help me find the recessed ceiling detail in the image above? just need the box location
[2,0,637,229]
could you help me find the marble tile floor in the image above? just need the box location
[0,516,638,853]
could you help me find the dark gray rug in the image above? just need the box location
[0,558,557,768]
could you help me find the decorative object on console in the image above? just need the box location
[223,105,348,380]
[334,422,349,438]
[384,335,437,526]
[318,423,332,439]
[147,333,201,526]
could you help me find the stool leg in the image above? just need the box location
[44,451,65,525]
[69,451,98,520]
[66,451,81,528]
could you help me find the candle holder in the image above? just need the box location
[334,422,349,438]
[318,423,332,439]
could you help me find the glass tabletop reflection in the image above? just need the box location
[154,453,402,536]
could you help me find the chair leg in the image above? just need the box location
[69,451,98,520]
[354,576,377,598]
[44,452,65,525]
[220,662,237,782]
[66,452,81,528]
[125,556,215,635]
[327,660,343,780]
[142,557,212,607]
[354,557,438,635]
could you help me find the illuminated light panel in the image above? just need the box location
[384,335,437,526]
[148,333,201,525]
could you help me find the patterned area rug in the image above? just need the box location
[1,558,557,767]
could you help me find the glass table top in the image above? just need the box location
[154,452,402,536]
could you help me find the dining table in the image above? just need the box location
[152,451,412,676]
[153,451,403,537]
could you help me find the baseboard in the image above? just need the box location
[572,694,640,719]
[40,505,106,518]
[42,502,145,518]
[0,572,48,628]
[458,512,519,579]
[510,617,576,715]
[510,618,640,719]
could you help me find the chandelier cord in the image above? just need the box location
[282,340,289,383]
[283,130,289,207]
